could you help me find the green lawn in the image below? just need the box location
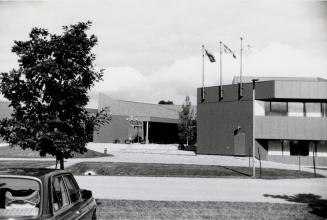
[67,162,322,179]
[0,146,110,158]
[0,160,56,168]
[95,199,325,220]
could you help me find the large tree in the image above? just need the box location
[178,96,196,146]
[0,21,110,169]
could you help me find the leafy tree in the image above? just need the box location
[158,100,174,105]
[0,21,110,169]
[178,96,196,146]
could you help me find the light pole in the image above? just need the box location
[126,116,142,143]
[252,79,259,177]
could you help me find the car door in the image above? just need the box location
[51,175,75,220]
[62,174,92,220]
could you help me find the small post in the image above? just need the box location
[257,147,262,178]
[313,142,316,177]
[219,41,223,100]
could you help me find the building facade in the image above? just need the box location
[91,93,181,144]
[197,76,327,165]
[0,94,181,144]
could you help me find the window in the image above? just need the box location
[264,102,270,116]
[322,103,327,117]
[254,101,265,116]
[305,103,321,117]
[270,102,287,116]
[52,176,69,212]
[288,102,304,117]
[290,141,309,156]
[0,177,40,217]
[63,175,80,203]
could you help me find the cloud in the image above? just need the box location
[91,42,327,105]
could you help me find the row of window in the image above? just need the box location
[255,101,327,117]
[268,140,327,156]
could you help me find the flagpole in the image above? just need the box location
[202,45,205,100]
[239,37,243,97]
[219,41,223,99]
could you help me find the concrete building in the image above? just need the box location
[0,94,181,144]
[91,93,181,144]
[197,76,327,165]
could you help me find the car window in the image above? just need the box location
[63,175,80,203]
[52,176,69,212]
[0,177,40,218]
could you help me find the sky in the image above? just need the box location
[0,0,327,106]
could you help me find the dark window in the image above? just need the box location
[264,102,270,116]
[52,176,69,212]
[63,175,80,203]
[270,102,287,116]
[322,103,327,117]
[290,141,309,156]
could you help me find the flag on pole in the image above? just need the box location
[223,44,237,59]
[205,49,216,62]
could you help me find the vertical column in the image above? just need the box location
[146,121,149,144]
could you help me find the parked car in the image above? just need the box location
[0,168,97,220]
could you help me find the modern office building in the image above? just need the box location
[197,76,327,165]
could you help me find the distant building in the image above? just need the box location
[90,93,181,144]
[197,76,327,165]
[0,93,182,144]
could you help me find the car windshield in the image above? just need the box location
[0,177,41,218]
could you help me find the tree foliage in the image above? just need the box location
[178,96,196,145]
[0,21,110,167]
[158,100,174,105]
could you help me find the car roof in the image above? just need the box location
[0,168,68,179]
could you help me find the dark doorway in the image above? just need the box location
[148,122,179,144]
[290,141,309,156]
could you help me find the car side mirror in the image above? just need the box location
[81,189,92,200]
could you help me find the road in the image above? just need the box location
[76,176,327,203]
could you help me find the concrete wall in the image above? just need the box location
[256,116,327,140]
[94,115,131,143]
[197,84,254,156]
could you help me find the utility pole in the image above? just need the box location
[252,79,259,177]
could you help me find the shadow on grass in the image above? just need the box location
[263,193,327,218]
[219,165,252,177]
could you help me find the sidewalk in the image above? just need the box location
[75,176,327,203]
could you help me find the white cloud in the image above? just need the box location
[91,42,327,106]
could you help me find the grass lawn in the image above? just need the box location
[67,162,322,179]
[95,199,325,220]
[0,146,110,158]
[0,160,56,168]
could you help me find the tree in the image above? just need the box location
[178,96,196,146]
[0,21,110,169]
[158,100,174,105]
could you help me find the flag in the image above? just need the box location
[223,44,237,59]
[205,49,216,62]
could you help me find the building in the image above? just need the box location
[91,93,181,144]
[197,76,327,165]
[0,93,182,144]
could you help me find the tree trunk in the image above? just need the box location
[56,154,64,170]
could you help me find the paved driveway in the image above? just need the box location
[76,176,327,203]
